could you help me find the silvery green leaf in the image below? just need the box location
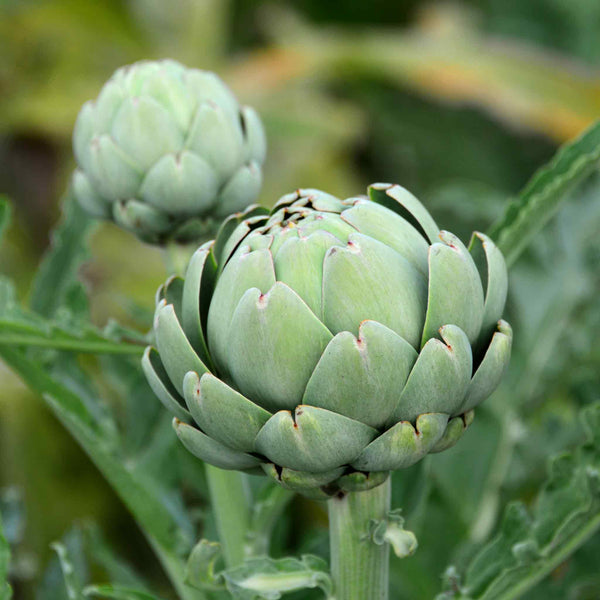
[369,509,418,558]
[0,346,197,598]
[222,555,333,599]
[207,248,276,377]
[262,464,345,494]
[460,322,512,413]
[352,413,448,472]
[154,301,209,396]
[388,325,472,424]
[184,539,225,592]
[439,403,600,600]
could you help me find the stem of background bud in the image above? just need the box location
[205,465,250,567]
[164,241,196,277]
[328,478,391,600]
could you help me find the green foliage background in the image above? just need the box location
[1,1,599,599]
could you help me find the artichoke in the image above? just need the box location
[72,59,266,244]
[143,184,512,498]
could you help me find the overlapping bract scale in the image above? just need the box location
[144,185,512,496]
[72,59,266,244]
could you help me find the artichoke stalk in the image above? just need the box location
[72,59,266,244]
[143,183,512,498]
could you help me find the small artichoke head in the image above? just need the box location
[143,184,512,498]
[72,59,266,244]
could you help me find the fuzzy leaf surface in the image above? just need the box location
[438,403,600,600]
[222,555,332,599]
[0,346,203,600]
[0,276,145,354]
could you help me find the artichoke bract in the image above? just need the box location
[72,59,266,244]
[143,184,512,498]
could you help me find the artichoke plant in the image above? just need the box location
[72,59,266,244]
[143,184,512,498]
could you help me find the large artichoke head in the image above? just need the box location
[72,59,266,244]
[143,184,512,498]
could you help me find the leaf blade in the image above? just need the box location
[488,120,600,266]
[438,403,600,600]
[0,346,205,600]
[29,192,95,318]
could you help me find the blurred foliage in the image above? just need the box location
[1,1,600,599]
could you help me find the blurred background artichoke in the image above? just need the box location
[72,59,265,243]
[1,1,599,599]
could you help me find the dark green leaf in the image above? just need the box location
[84,584,166,600]
[29,193,95,318]
[0,511,11,600]
[0,197,11,245]
[488,120,600,266]
[0,276,145,355]
[83,523,149,591]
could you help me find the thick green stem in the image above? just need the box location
[328,479,391,600]
[205,465,250,567]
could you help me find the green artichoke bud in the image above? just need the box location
[143,184,512,497]
[72,59,266,244]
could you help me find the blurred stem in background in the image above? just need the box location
[205,466,250,568]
